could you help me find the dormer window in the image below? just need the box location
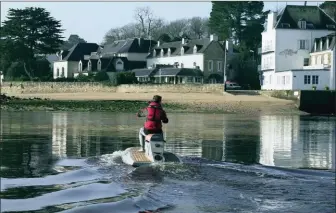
[181,47,184,55]
[298,20,306,29]
[193,45,197,54]
[78,61,83,72]
[326,24,336,29]
[167,48,171,57]
[88,60,92,71]
[160,49,164,57]
[97,59,102,71]
[281,23,290,28]
[153,49,156,57]
[320,39,323,51]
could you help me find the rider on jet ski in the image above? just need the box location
[137,95,169,152]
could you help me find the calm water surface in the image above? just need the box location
[0,111,335,213]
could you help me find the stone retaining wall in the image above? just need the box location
[0,82,224,94]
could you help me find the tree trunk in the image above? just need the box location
[23,62,34,82]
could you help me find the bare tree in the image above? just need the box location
[187,17,209,39]
[133,6,164,39]
[164,19,189,39]
[102,23,142,44]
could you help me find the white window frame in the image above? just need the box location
[193,45,197,54]
[78,61,83,72]
[298,20,306,29]
[299,40,306,50]
[217,61,222,72]
[61,67,65,77]
[312,75,319,84]
[208,60,213,71]
[97,60,102,71]
[304,75,311,84]
[88,60,92,71]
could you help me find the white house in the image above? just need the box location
[146,35,233,83]
[53,43,100,79]
[259,5,336,90]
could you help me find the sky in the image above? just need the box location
[1,1,324,43]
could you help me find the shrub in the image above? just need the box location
[94,71,110,82]
[325,86,330,90]
[116,71,138,84]
[312,85,317,90]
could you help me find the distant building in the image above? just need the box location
[0,71,3,84]
[146,35,234,83]
[259,5,336,90]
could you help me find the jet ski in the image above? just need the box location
[122,128,181,167]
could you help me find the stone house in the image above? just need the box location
[146,35,234,83]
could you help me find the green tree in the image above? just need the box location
[1,7,64,80]
[320,1,336,22]
[61,34,87,50]
[208,1,265,45]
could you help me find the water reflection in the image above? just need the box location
[0,111,335,178]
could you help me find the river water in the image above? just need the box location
[0,111,335,213]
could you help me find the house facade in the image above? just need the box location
[75,38,156,76]
[53,43,100,79]
[146,35,233,83]
[259,5,336,90]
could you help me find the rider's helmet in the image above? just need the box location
[152,95,162,103]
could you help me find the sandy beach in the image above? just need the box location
[4,91,300,115]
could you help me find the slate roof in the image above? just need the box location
[311,33,336,53]
[275,5,336,29]
[62,43,100,61]
[153,68,204,77]
[101,38,157,56]
[132,68,157,77]
[82,57,115,72]
[147,38,212,58]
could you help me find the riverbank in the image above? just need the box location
[0,92,303,115]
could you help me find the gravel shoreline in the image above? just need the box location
[0,92,305,115]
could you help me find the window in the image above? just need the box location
[208,60,213,71]
[56,68,59,77]
[282,76,285,85]
[217,61,222,72]
[195,77,201,83]
[193,46,197,54]
[298,20,306,29]
[181,47,184,55]
[312,75,319,84]
[97,60,102,71]
[299,40,306,49]
[160,49,164,57]
[323,54,329,64]
[304,58,309,66]
[187,77,193,82]
[167,48,171,57]
[88,60,92,71]
[78,61,82,72]
[285,76,290,85]
[304,75,311,84]
[61,67,65,77]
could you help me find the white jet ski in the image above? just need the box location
[122,128,181,167]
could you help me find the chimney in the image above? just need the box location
[182,38,185,45]
[314,40,317,51]
[225,39,233,54]
[60,50,63,60]
[210,34,218,41]
[267,11,278,31]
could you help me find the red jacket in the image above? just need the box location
[137,101,169,131]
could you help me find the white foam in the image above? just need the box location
[99,150,126,166]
